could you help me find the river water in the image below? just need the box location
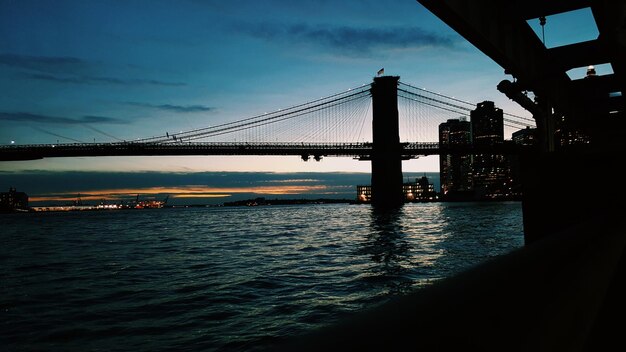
[1,202,523,351]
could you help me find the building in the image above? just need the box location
[554,113,591,149]
[512,127,536,146]
[0,187,29,211]
[438,102,521,200]
[439,118,473,200]
[357,176,436,203]
[356,185,372,203]
[509,127,538,199]
[471,101,504,145]
[552,65,601,150]
[470,101,512,199]
[404,176,437,202]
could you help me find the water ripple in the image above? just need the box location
[1,202,523,351]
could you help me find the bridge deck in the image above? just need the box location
[0,142,523,161]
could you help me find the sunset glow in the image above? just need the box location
[28,184,332,203]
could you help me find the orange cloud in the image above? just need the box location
[171,194,231,198]
[258,179,320,183]
[30,194,124,202]
[31,184,330,202]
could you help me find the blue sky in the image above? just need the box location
[0,1,597,202]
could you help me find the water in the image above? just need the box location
[1,202,523,351]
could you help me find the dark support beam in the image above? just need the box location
[512,0,590,20]
[497,79,554,152]
[416,0,549,79]
[416,0,575,116]
[548,40,605,71]
[570,73,622,93]
[417,0,626,246]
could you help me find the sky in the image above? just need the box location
[0,0,600,204]
[0,170,440,205]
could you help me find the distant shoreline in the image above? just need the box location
[5,197,523,213]
[222,198,354,207]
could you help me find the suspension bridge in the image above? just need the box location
[0,76,535,206]
[0,77,534,160]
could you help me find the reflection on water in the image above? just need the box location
[363,207,408,266]
[355,203,524,295]
[2,203,523,352]
[357,207,414,295]
[435,202,525,276]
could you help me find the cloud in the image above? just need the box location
[0,170,441,205]
[32,185,333,202]
[81,115,127,124]
[0,54,185,86]
[236,23,457,55]
[0,171,374,204]
[259,179,320,183]
[0,53,88,72]
[22,72,186,87]
[0,112,126,125]
[36,184,330,197]
[27,184,331,203]
[126,102,216,113]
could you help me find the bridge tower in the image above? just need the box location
[370,76,404,208]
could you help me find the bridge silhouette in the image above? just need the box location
[1,76,534,206]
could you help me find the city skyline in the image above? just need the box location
[0,0,600,201]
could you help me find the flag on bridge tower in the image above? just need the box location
[377,68,384,76]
